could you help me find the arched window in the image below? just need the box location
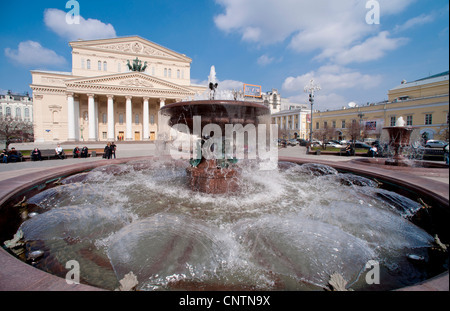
[98,61,102,71]
[6,106,11,116]
[177,69,180,79]
[103,61,107,71]
[164,68,167,77]
[168,68,172,78]
[16,107,21,119]
[135,114,139,125]
[118,62,121,72]
[87,59,91,69]
[150,114,155,125]
[25,108,30,118]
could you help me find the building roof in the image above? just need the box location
[415,71,449,82]
[390,70,449,91]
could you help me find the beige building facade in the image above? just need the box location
[30,36,206,142]
[273,71,449,142]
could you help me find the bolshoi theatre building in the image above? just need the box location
[30,36,206,142]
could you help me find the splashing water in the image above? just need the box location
[19,159,434,291]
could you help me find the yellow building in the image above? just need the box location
[276,71,449,142]
[30,36,206,142]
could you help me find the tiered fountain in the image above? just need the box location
[383,117,415,166]
[159,66,270,194]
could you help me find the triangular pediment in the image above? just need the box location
[65,72,195,94]
[70,36,191,63]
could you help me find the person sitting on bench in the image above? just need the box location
[1,149,9,163]
[31,148,42,161]
[73,146,81,158]
[55,144,65,159]
[81,146,89,158]
[344,144,354,156]
[7,147,22,162]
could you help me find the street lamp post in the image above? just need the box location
[304,79,321,143]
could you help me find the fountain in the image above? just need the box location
[159,100,271,194]
[352,116,447,169]
[0,70,448,292]
[158,66,273,194]
[383,117,415,166]
[0,158,447,291]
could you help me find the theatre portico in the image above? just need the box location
[30,36,206,143]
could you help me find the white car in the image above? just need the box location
[324,142,344,148]
[425,140,448,148]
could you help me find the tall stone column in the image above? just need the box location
[107,95,115,141]
[143,97,149,140]
[66,92,76,141]
[87,94,97,141]
[159,98,166,109]
[126,96,133,141]
[74,96,80,141]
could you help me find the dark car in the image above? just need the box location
[353,142,371,149]
[298,139,308,146]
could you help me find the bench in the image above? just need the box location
[13,147,108,162]
[70,148,106,158]
[422,148,445,160]
[40,149,63,160]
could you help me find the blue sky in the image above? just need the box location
[0,0,448,110]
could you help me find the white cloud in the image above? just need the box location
[44,8,116,41]
[257,54,275,66]
[318,31,409,65]
[214,0,415,64]
[282,65,382,94]
[394,13,435,33]
[5,41,66,66]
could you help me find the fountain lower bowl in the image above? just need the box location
[0,156,448,291]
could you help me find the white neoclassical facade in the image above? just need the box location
[30,36,206,142]
[0,91,33,122]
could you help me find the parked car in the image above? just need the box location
[288,139,299,146]
[298,139,308,146]
[325,142,345,148]
[278,139,287,147]
[424,140,448,148]
[353,142,371,149]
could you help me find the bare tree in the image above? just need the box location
[0,116,34,150]
[345,120,364,148]
[313,124,336,149]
